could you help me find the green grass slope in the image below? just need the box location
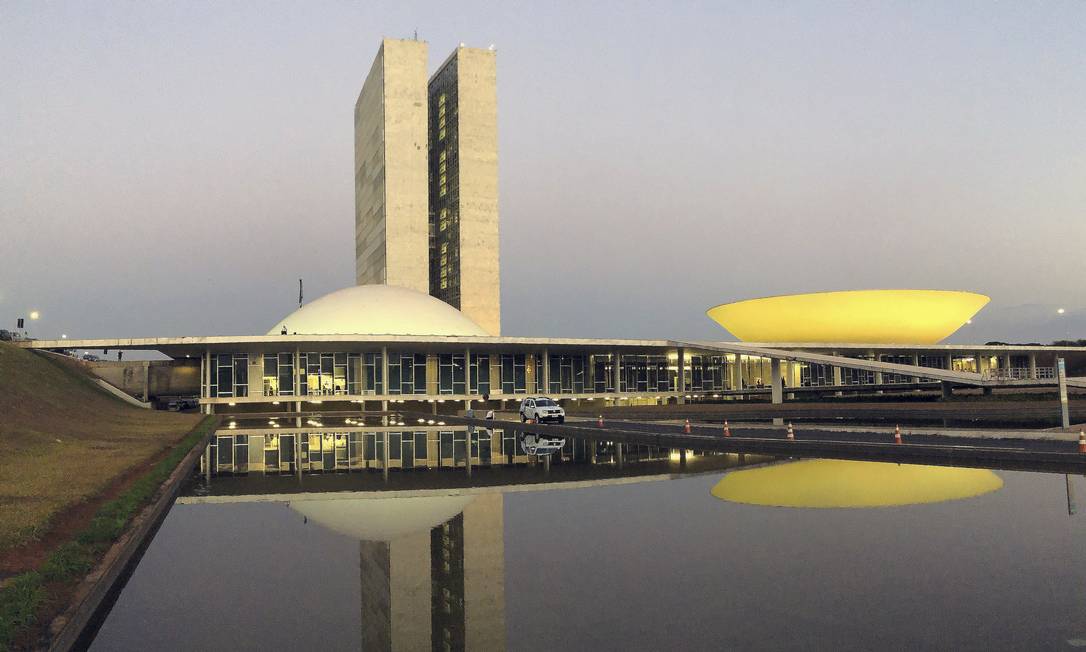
[0,342,201,551]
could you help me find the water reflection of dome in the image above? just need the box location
[267,285,488,336]
[711,459,1003,508]
[289,495,474,541]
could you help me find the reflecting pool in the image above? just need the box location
[90,452,1086,651]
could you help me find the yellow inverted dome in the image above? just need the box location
[267,285,488,336]
[706,289,989,344]
[711,459,1003,508]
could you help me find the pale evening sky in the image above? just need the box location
[2,1,1084,344]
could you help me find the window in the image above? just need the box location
[439,354,466,394]
[470,354,490,395]
[387,353,427,395]
[210,353,248,398]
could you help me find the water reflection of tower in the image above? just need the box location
[352,494,506,651]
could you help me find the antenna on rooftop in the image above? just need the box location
[298,278,303,307]
[414,29,418,40]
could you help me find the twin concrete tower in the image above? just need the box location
[355,38,501,335]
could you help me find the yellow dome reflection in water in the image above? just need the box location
[711,459,1003,508]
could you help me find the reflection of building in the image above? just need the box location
[203,426,680,475]
[290,494,504,651]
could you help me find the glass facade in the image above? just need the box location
[296,352,376,396]
[209,354,248,398]
[438,353,466,395]
[204,346,970,403]
[388,353,428,395]
[688,355,728,392]
[619,355,673,393]
[429,59,460,310]
[548,354,587,394]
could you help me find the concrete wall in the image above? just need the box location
[355,38,430,293]
[86,359,200,400]
[452,47,501,335]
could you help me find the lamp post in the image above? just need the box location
[1057,308,1068,342]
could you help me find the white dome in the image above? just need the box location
[267,285,488,336]
[289,495,474,542]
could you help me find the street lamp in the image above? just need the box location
[29,311,40,320]
[1057,308,1069,341]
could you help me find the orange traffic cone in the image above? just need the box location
[723,420,731,438]
[597,415,604,427]
[786,422,795,441]
[894,424,902,445]
[684,419,692,434]
[1078,430,1085,454]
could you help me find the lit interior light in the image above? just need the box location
[228,402,236,406]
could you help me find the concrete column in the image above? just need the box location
[1003,354,1013,377]
[615,442,624,468]
[465,347,472,396]
[733,354,744,391]
[676,348,686,405]
[613,351,622,394]
[381,431,389,482]
[770,358,783,426]
[941,382,953,399]
[204,444,211,483]
[831,354,843,395]
[542,453,550,474]
[589,439,597,465]
[911,353,921,383]
[946,353,955,372]
[142,361,151,402]
[466,432,473,476]
[294,347,302,397]
[294,433,301,477]
[295,401,301,428]
[1028,353,1038,380]
[381,345,389,397]
[976,352,987,377]
[540,348,550,395]
[202,348,212,414]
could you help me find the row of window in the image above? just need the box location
[205,351,974,398]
